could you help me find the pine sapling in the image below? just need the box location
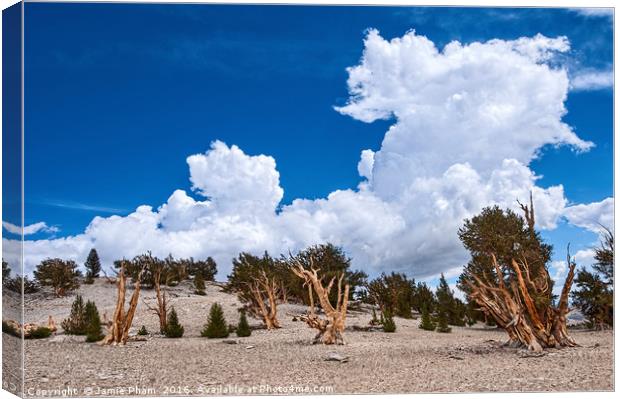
[236,310,251,337]
[201,303,229,339]
[165,307,184,338]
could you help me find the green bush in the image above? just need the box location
[236,310,251,337]
[436,310,452,333]
[62,295,87,335]
[2,321,20,337]
[164,307,184,338]
[137,325,149,336]
[382,311,396,333]
[419,304,436,331]
[194,273,206,296]
[28,327,52,339]
[85,301,105,342]
[201,303,229,338]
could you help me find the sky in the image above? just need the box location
[2,4,614,292]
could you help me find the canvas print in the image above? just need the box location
[1,2,614,397]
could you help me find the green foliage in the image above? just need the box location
[2,321,20,337]
[62,295,88,335]
[413,282,436,313]
[34,258,81,297]
[370,308,380,325]
[201,303,229,338]
[419,304,436,331]
[84,248,101,284]
[194,272,206,296]
[236,310,252,337]
[435,308,452,333]
[85,300,105,342]
[187,257,217,281]
[368,272,415,319]
[2,260,10,284]
[164,307,185,338]
[382,310,396,333]
[435,274,466,326]
[137,325,149,336]
[457,205,553,321]
[3,262,39,294]
[572,247,613,330]
[593,228,613,285]
[28,327,52,339]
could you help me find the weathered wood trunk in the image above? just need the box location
[249,270,281,330]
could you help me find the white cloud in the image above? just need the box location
[8,30,610,280]
[572,8,614,18]
[563,197,614,234]
[571,70,613,91]
[2,221,59,236]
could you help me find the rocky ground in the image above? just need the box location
[2,278,614,396]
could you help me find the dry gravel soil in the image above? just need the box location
[2,278,614,397]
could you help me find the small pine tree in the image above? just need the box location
[382,310,396,333]
[85,300,104,342]
[62,295,88,334]
[194,272,206,296]
[370,308,380,325]
[419,304,436,331]
[34,258,81,297]
[201,303,229,338]
[28,327,52,339]
[137,325,148,336]
[84,248,102,284]
[164,307,184,338]
[436,309,452,333]
[236,310,251,337]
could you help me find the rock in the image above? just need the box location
[245,345,255,349]
[222,339,238,345]
[449,355,464,360]
[324,352,349,363]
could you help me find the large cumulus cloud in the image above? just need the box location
[3,30,612,279]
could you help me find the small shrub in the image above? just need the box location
[370,308,381,326]
[201,303,229,339]
[194,273,206,296]
[28,327,52,339]
[236,310,251,337]
[85,301,105,342]
[436,310,452,333]
[164,307,184,338]
[62,295,87,335]
[2,321,20,337]
[382,311,396,333]
[419,304,436,331]
[137,325,149,336]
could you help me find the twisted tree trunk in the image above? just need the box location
[292,259,349,345]
[247,270,281,330]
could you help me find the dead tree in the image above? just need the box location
[101,260,145,345]
[247,270,281,330]
[291,258,349,345]
[465,196,577,352]
[141,256,168,333]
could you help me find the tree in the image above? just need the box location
[85,300,105,342]
[236,310,252,337]
[194,272,206,296]
[457,198,576,352]
[435,309,452,333]
[137,325,149,336]
[62,295,88,334]
[202,303,229,338]
[419,304,436,331]
[138,253,169,333]
[413,282,436,313]
[435,274,465,326]
[3,261,39,294]
[367,272,416,319]
[291,258,350,345]
[2,260,10,284]
[101,260,146,345]
[382,310,396,333]
[34,258,81,297]
[188,257,218,281]
[571,229,613,329]
[165,307,184,338]
[84,248,102,284]
[228,252,281,329]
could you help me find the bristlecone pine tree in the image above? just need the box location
[382,310,396,333]
[34,258,81,297]
[164,307,184,338]
[62,295,88,334]
[458,195,577,352]
[419,304,436,331]
[85,300,105,342]
[236,310,252,337]
[202,303,229,338]
[84,248,102,284]
[137,325,149,336]
[291,257,350,345]
[435,309,452,333]
[194,272,206,296]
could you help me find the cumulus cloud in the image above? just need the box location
[2,221,59,236]
[563,197,614,234]
[571,8,614,18]
[7,30,610,281]
[570,70,613,91]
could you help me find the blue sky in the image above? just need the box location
[4,4,614,284]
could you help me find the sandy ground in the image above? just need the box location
[2,278,614,396]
